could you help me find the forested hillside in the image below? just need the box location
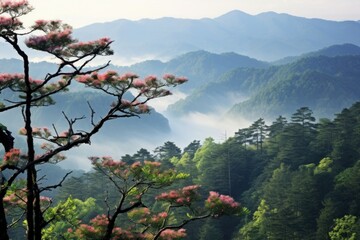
[31,103,360,240]
[167,53,360,120]
[272,43,360,65]
[229,55,360,120]
[112,50,268,91]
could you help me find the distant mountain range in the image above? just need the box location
[2,10,358,63]
[166,43,360,120]
[72,10,360,62]
[2,42,360,148]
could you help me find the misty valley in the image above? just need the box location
[1,2,360,239]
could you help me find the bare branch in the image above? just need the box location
[39,171,73,193]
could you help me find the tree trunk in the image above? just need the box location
[0,198,9,240]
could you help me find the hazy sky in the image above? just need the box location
[23,0,360,28]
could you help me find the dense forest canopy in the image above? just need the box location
[9,103,358,239]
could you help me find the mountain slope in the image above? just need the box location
[273,43,360,65]
[166,44,360,120]
[228,55,360,120]
[113,50,268,91]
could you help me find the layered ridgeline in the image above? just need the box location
[113,50,268,91]
[0,50,266,151]
[228,54,360,120]
[167,44,360,120]
[2,11,360,63]
[273,43,360,65]
[72,10,360,62]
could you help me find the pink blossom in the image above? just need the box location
[3,148,21,165]
[25,29,73,52]
[132,79,146,88]
[39,196,52,202]
[29,79,44,85]
[144,75,157,86]
[120,72,138,81]
[0,0,29,9]
[0,73,24,83]
[59,131,69,137]
[160,229,187,240]
[19,127,26,135]
[90,214,109,226]
[120,99,131,107]
[0,16,22,29]
[205,191,241,216]
[131,161,141,169]
[175,76,188,84]
[76,75,91,83]
[144,160,161,167]
[163,73,175,80]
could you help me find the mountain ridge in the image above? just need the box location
[71,10,360,62]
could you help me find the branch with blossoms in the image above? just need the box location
[60,157,244,240]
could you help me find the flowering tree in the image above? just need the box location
[44,158,243,240]
[0,1,243,239]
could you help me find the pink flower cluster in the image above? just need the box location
[3,148,21,165]
[67,37,112,56]
[144,160,161,167]
[0,73,66,96]
[159,228,187,240]
[32,19,61,31]
[70,214,143,240]
[3,190,26,208]
[119,72,138,81]
[0,16,22,29]
[25,28,74,53]
[77,71,123,87]
[163,74,188,85]
[39,196,52,203]
[19,127,52,138]
[128,208,168,228]
[90,156,133,179]
[156,185,201,206]
[0,73,23,84]
[0,0,29,9]
[205,191,241,216]
[3,188,51,210]
[150,212,168,225]
[90,214,109,227]
[127,207,151,223]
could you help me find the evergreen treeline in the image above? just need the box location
[54,103,360,239]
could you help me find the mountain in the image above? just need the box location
[0,58,58,79]
[113,50,268,91]
[2,11,360,65]
[166,67,276,115]
[166,44,360,119]
[273,43,360,65]
[228,55,360,120]
[69,11,360,63]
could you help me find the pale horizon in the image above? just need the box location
[22,0,360,28]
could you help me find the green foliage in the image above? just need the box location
[229,55,360,120]
[314,157,333,174]
[42,197,99,240]
[329,215,359,240]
